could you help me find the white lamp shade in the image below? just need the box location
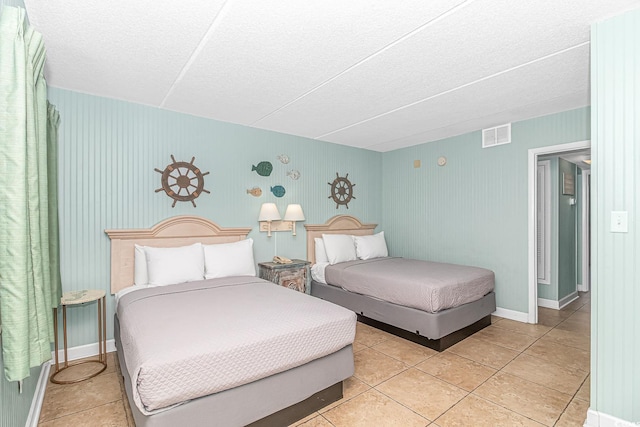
[259,203,281,221]
[284,204,305,221]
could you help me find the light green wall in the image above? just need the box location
[47,87,382,349]
[557,158,577,300]
[591,8,640,422]
[381,108,590,313]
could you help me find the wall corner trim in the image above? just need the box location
[492,307,529,323]
[25,361,51,427]
[585,408,638,427]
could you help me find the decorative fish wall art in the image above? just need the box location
[270,185,286,198]
[277,154,290,164]
[252,161,273,177]
[287,170,300,180]
[246,187,262,197]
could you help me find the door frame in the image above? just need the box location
[527,140,591,323]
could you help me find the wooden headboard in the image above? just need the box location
[304,215,377,264]
[105,216,252,294]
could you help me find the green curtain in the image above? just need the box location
[0,6,62,382]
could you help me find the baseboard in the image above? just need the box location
[25,360,51,427]
[577,283,588,292]
[51,339,116,363]
[585,408,638,426]
[492,307,529,323]
[538,291,579,310]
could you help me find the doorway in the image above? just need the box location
[527,140,591,324]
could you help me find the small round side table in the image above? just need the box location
[50,289,107,384]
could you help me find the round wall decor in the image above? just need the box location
[155,155,210,207]
[328,172,356,209]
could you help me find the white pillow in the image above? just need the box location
[144,243,204,286]
[204,238,256,279]
[314,237,329,264]
[322,234,357,265]
[354,232,388,260]
[134,244,148,286]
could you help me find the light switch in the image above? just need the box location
[611,211,628,233]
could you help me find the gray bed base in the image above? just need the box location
[311,280,496,351]
[114,315,353,427]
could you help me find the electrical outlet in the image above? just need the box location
[611,211,628,233]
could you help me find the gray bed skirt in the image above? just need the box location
[114,315,353,427]
[311,280,496,349]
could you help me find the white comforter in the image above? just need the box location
[117,277,356,415]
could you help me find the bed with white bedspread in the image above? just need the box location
[106,216,356,427]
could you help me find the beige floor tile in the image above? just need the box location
[537,307,572,327]
[492,318,552,338]
[502,353,588,395]
[575,376,590,403]
[543,328,590,351]
[472,325,538,352]
[48,353,115,385]
[372,336,437,366]
[435,394,545,427]
[376,368,467,421]
[354,322,395,347]
[415,352,496,392]
[491,315,504,324]
[353,341,368,353]
[448,337,519,370]
[474,372,572,426]
[525,338,590,372]
[294,415,334,427]
[555,398,589,427]
[561,297,586,313]
[318,376,371,413]
[322,389,428,427]
[577,303,591,313]
[40,372,122,422]
[38,401,128,427]
[354,348,408,386]
[555,317,591,336]
[289,412,321,426]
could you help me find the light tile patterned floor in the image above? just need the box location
[39,292,590,426]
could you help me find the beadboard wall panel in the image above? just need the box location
[591,9,640,422]
[381,107,590,312]
[48,87,382,348]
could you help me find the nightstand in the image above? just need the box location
[258,259,310,293]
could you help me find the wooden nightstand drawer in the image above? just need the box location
[258,259,310,293]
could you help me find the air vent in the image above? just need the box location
[482,123,511,148]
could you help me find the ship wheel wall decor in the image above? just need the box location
[328,172,356,209]
[155,155,210,207]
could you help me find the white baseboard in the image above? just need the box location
[492,307,529,323]
[538,291,579,310]
[577,283,588,292]
[26,360,51,427]
[585,408,638,426]
[51,339,116,363]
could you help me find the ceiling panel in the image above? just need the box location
[160,0,466,123]
[253,0,622,141]
[323,43,590,150]
[25,0,227,106]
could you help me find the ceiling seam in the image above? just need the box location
[159,0,233,108]
[249,0,478,126]
[366,91,590,152]
[315,41,592,141]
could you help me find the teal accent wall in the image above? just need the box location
[591,8,640,423]
[557,158,577,300]
[381,108,590,313]
[47,87,382,349]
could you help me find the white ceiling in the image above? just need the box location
[24,0,640,152]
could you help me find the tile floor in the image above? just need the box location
[38,292,590,426]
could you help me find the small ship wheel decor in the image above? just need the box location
[155,155,210,207]
[328,172,356,209]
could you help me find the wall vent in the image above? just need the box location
[482,123,511,148]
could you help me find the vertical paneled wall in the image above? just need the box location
[591,9,640,422]
[47,87,382,348]
[381,108,589,313]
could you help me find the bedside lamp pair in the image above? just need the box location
[258,203,305,237]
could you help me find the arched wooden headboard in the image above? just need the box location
[105,216,252,294]
[304,215,377,264]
